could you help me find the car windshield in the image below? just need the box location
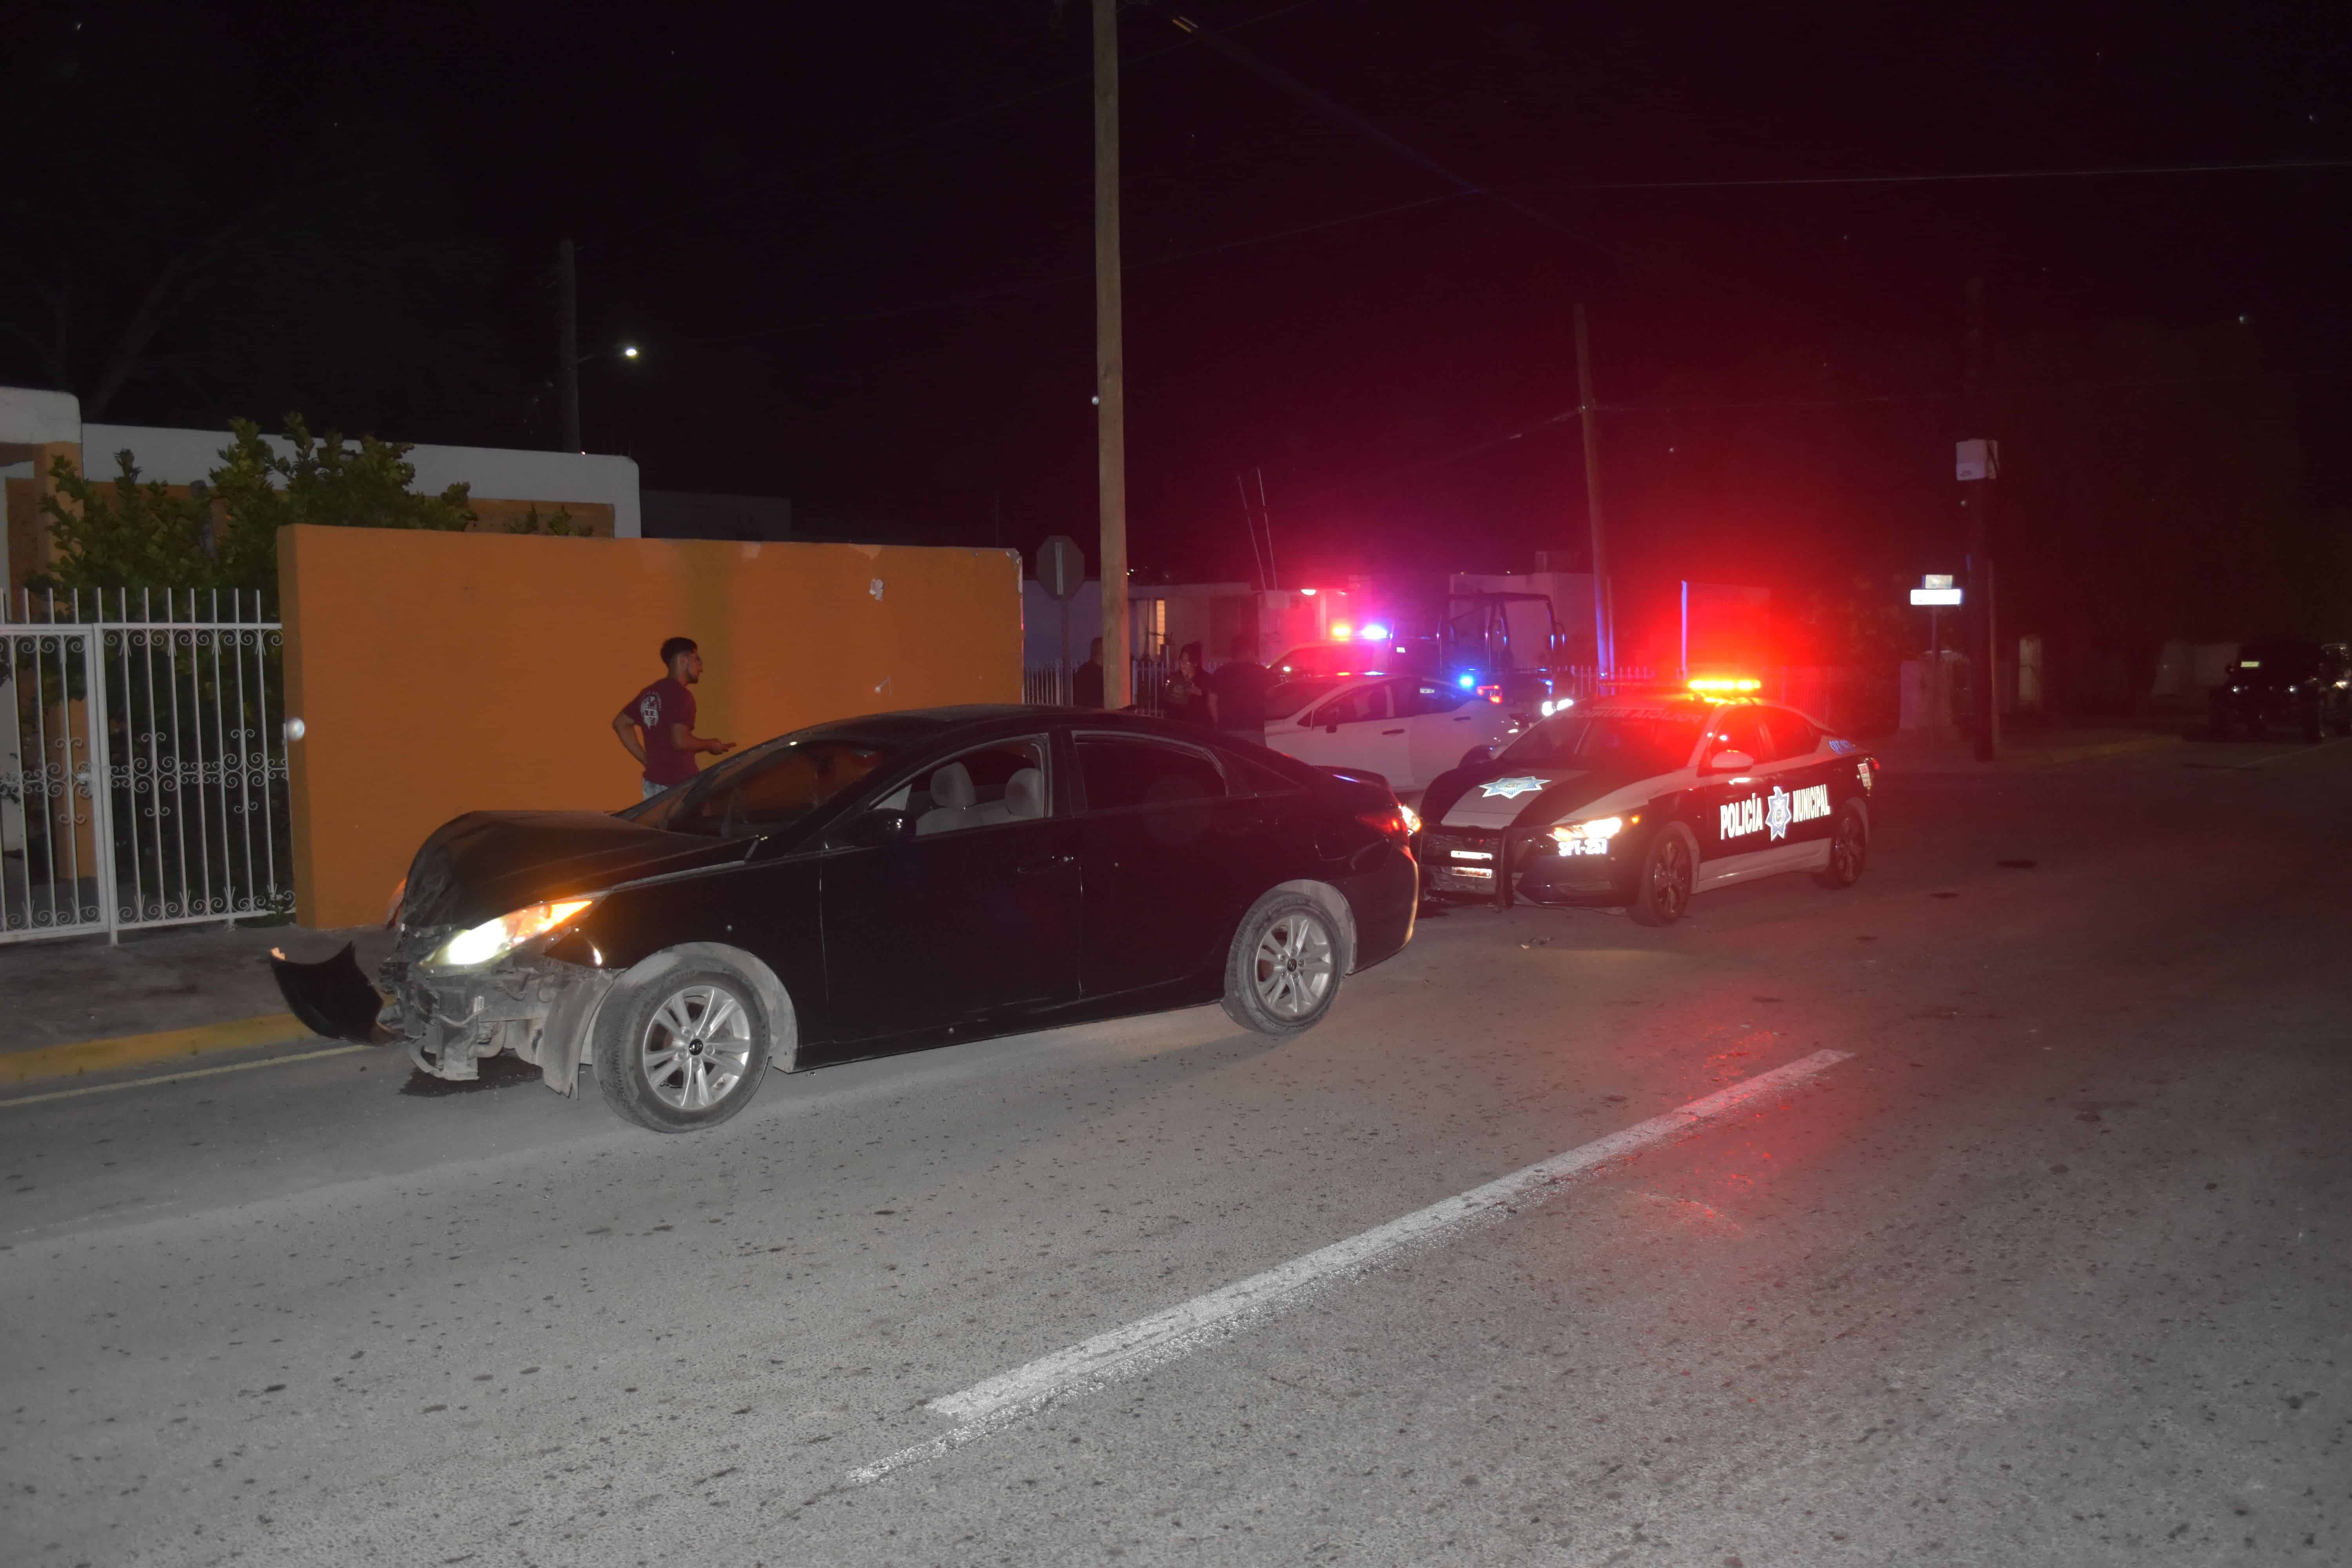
[1499,712,1706,773]
[627,733,900,838]
[1265,677,1347,718]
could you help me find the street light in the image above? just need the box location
[622,345,640,360]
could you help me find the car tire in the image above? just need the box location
[1813,801,1869,889]
[593,954,772,1133]
[1627,824,1697,927]
[1221,890,1344,1036]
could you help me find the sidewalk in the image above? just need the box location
[1871,725,2186,774]
[0,921,392,1087]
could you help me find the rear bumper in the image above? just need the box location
[1340,846,1418,970]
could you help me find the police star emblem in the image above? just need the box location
[1766,783,1792,841]
[1479,775,1549,799]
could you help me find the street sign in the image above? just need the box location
[1923,573,1954,590]
[1911,587,1964,606]
[1955,439,1999,482]
[1037,535,1086,602]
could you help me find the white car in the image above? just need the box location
[1262,673,1516,792]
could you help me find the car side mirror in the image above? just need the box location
[1706,748,1755,773]
[1325,722,1341,734]
[839,808,909,848]
[1457,744,1494,768]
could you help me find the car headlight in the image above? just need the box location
[1398,800,1421,836]
[1549,817,1623,855]
[422,897,599,972]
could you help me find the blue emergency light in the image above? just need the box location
[1455,671,1477,690]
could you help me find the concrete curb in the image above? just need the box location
[0,1013,315,1086]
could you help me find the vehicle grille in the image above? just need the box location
[1424,829,1501,894]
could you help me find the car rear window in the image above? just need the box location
[1077,737,1226,811]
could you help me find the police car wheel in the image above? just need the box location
[1813,802,1869,889]
[593,958,772,1133]
[1627,825,1697,927]
[1221,890,1343,1036]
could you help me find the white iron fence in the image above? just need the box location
[2,589,290,944]
[1022,655,1174,717]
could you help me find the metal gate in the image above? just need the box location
[2,589,290,944]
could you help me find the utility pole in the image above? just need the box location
[557,238,582,453]
[1962,278,1998,760]
[1094,0,1131,706]
[1574,303,1613,674]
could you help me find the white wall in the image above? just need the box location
[81,423,642,537]
[0,387,81,446]
[1023,579,1101,666]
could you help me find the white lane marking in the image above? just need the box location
[848,1047,1851,1485]
[0,1045,370,1108]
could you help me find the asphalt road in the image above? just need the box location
[5,737,2348,1567]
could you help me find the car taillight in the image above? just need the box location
[1358,808,1412,849]
[1477,684,1503,704]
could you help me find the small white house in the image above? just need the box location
[2,385,642,592]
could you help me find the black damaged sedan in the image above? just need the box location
[273,707,1417,1132]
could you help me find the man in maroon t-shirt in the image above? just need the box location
[613,636,734,799]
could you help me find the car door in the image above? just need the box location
[1755,707,1839,867]
[1074,731,1271,998]
[1279,679,1411,788]
[1691,705,1779,884]
[818,734,1082,1044]
[1399,678,1501,787]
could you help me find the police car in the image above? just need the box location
[1414,681,1879,925]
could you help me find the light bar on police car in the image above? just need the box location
[1687,677,1762,693]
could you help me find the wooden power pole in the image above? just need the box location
[1962,277,1998,760]
[1094,0,1132,706]
[1574,303,1613,673]
[557,238,582,453]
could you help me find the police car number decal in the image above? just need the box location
[1721,782,1831,841]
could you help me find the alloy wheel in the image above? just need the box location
[1831,816,1864,881]
[1253,913,1336,1020]
[1652,836,1692,919]
[639,982,755,1111]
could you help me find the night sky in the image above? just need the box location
[9,1,2349,655]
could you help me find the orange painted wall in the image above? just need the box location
[280,524,1022,927]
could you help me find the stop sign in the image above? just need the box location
[1036,535,1086,602]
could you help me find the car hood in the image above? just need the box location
[398,810,753,932]
[1421,762,1652,831]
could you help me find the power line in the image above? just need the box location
[1291,367,2352,495]
[584,0,1334,254]
[673,189,1473,349]
[1534,158,2352,194]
